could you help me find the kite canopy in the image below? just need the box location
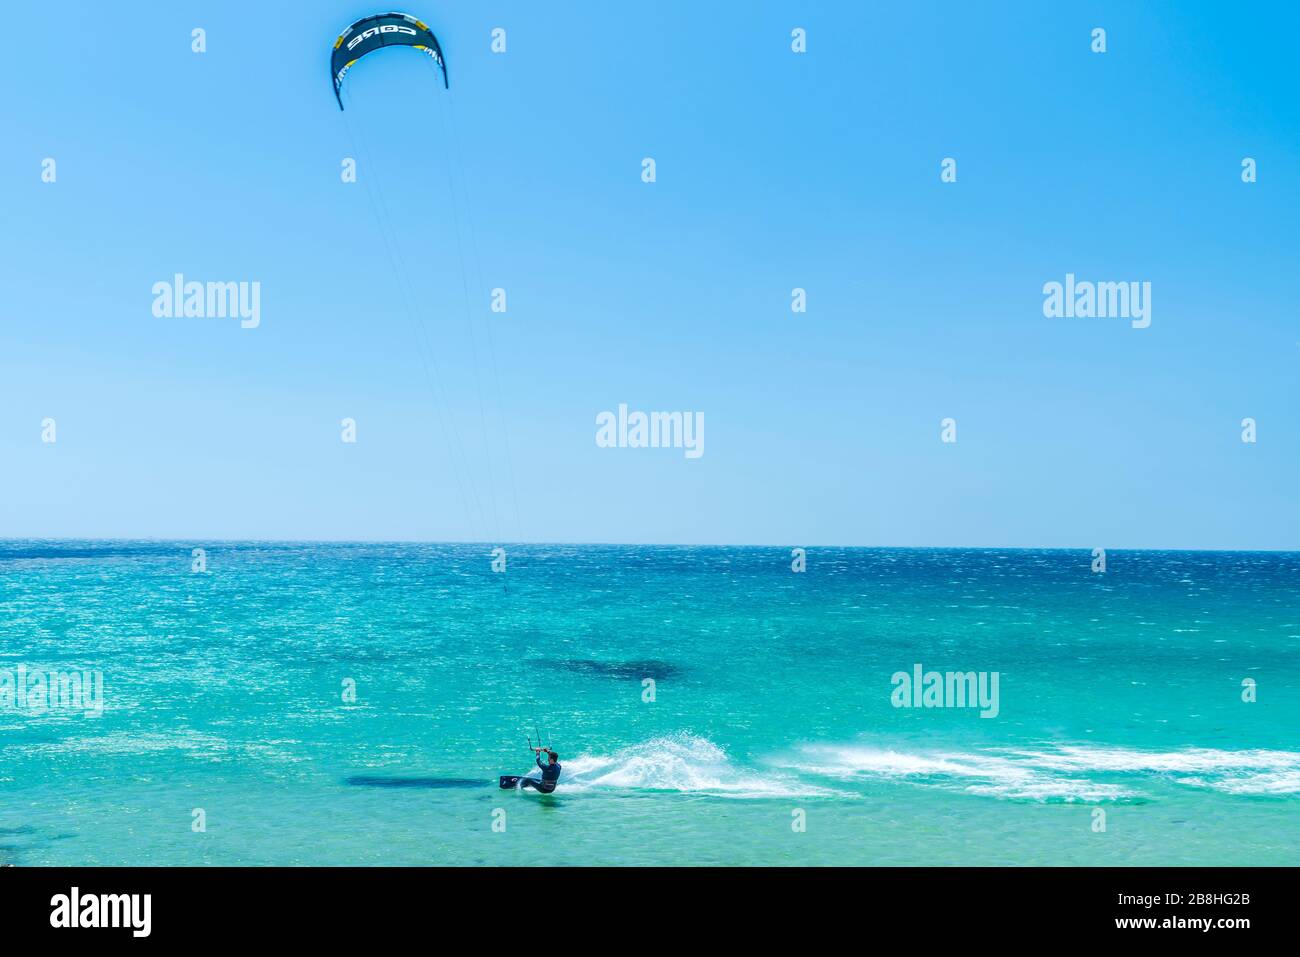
[331,12,448,109]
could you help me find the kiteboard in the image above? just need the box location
[499,775,523,789]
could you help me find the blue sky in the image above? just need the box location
[3,1,1296,547]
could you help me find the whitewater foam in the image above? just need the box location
[782,742,1300,801]
[786,744,1134,802]
[1011,745,1300,796]
[554,733,843,799]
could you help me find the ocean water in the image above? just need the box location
[1,541,1297,866]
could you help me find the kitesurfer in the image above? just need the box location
[520,748,561,793]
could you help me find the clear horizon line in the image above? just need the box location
[1,536,1296,554]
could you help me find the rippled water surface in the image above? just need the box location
[1,542,1296,865]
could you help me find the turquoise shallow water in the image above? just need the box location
[1,542,1297,866]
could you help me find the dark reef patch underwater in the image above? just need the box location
[526,658,684,680]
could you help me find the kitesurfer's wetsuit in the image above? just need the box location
[521,755,561,793]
